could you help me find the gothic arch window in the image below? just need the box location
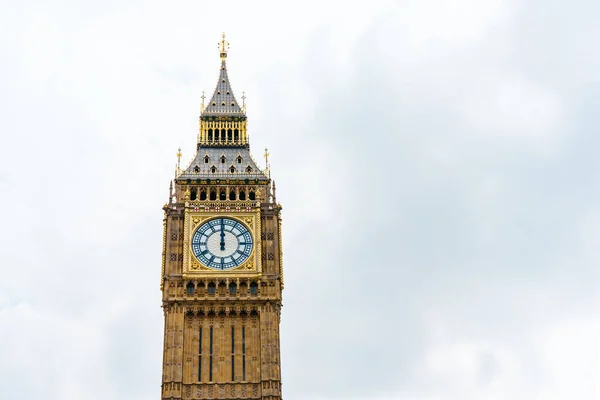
[190,188,197,200]
[194,165,200,173]
[229,165,236,173]
[210,165,217,174]
[214,129,220,141]
[229,190,236,200]
[207,282,216,295]
[200,189,207,201]
[229,282,237,295]
[237,156,242,164]
[220,156,226,164]
[249,190,256,201]
[210,189,217,201]
[234,129,239,142]
[250,282,258,295]
[227,129,232,141]
[204,155,210,164]
[239,190,246,201]
[186,282,195,295]
[219,189,226,200]
[246,166,253,173]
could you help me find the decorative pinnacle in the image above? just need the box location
[176,147,182,171]
[242,91,246,112]
[201,91,205,113]
[219,32,229,60]
[264,147,270,178]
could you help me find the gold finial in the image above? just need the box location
[219,32,229,60]
[242,91,246,112]
[201,91,205,113]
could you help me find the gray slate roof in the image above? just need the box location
[178,147,268,181]
[202,60,245,117]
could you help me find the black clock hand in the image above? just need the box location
[220,219,225,251]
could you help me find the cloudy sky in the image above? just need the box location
[1,0,599,399]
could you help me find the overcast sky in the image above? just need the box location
[1,0,599,399]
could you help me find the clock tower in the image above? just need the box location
[160,35,284,400]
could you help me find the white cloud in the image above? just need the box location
[0,0,599,399]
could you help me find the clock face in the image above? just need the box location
[191,217,253,270]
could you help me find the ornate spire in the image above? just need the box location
[202,33,244,117]
[182,36,269,181]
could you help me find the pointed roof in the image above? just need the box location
[178,147,268,182]
[202,35,245,117]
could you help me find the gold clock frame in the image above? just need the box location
[182,206,262,278]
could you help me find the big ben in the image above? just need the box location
[160,35,284,400]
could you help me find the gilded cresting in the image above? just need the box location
[160,34,285,400]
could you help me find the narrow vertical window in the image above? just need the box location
[186,281,195,295]
[242,326,246,381]
[231,326,235,381]
[209,326,214,381]
[250,282,258,296]
[198,327,203,382]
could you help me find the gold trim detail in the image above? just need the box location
[182,208,262,279]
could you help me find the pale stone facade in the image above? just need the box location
[160,36,284,400]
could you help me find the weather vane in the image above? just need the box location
[219,32,229,60]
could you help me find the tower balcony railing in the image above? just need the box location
[180,283,261,299]
[178,171,267,178]
[186,200,260,208]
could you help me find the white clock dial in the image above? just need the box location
[191,217,253,270]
